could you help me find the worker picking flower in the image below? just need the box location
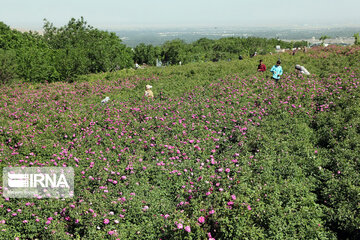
[144,85,154,98]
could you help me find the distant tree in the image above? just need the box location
[192,38,215,51]
[161,39,188,65]
[151,36,310,65]
[319,35,330,45]
[293,40,309,48]
[0,22,22,50]
[0,22,45,50]
[0,21,59,82]
[43,17,133,78]
[0,49,17,84]
[354,33,360,45]
[134,43,160,65]
[133,43,146,64]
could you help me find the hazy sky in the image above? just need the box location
[1,0,360,30]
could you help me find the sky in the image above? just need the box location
[1,0,360,30]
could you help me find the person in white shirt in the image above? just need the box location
[295,64,310,75]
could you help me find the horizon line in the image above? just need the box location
[11,23,360,32]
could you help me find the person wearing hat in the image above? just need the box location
[270,60,283,83]
[144,85,154,98]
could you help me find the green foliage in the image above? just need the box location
[43,17,134,74]
[0,22,48,50]
[0,49,17,84]
[0,19,133,83]
[15,46,60,83]
[161,39,189,64]
[0,22,24,49]
[319,35,331,45]
[0,19,310,83]
[133,43,160,65]
[293,40,309,48]
[0,22,58,82]
[354,33,360,45]
[137,37,308,65]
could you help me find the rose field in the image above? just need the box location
[1,46,360,239]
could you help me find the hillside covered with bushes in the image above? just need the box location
[0,43,360,239]
[0,18,308,85]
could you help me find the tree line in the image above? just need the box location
[0,18,308,84]
[0,17,133,84]
[134,37,308,66]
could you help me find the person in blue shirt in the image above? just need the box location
[270,60,283,83]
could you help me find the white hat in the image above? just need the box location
[146,85,152,89]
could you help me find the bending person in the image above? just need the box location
[295,64,310,75]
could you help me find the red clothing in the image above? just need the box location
[258,63,266,72]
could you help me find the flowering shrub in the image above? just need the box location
[0,47,360,239]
